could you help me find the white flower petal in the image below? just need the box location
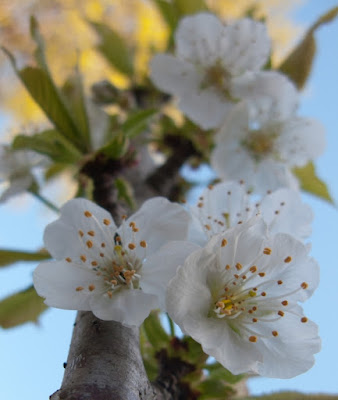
[90,290,158,327]
[175,12,223,66]
[44,198,117,261]
[150,54,200,96]
[33,260,101,310]
[276,117,326,167]
[219,18,270,74]
[232,71,299,123]
[142,241,200,309]
[179,87,232,129]
[259,188,313,239]
[120,197,191,256]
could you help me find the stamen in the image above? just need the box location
[140,240,147,248]
[272,330,278,337]
[249,336,257,343]
[91,261,98,267]
[235,263,242,271]
[263,247,272,255]
[278,311,285,317]
[128,243,136,250]
[221,238,228,247]
[80,255,87,262]
[301,282,308,289]
[84,211,92,217]
[281,300,288,306]
[76,286,84,291]
[88,284,95,291]
[86,240,93,248]
[66,257,72,263]
[78,230,84,237]
[301,317,308,323]
[284,256,292,263]
[250,266,257,273]
[103,219,111,226]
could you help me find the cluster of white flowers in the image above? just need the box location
[34,12,323,380]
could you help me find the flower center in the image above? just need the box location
[209,241,311,342]
[201,63,232,97]
[70,212,148,299]
[243,130,276,161]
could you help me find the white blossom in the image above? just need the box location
[0,145,42,202]
[189,181,313,245]
[167,219,320,378]
[150,13,298,129]
[34,197,198,327]
[211,102,325,193]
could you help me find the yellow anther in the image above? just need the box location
[261,291,266,296]
[249,290,256,297]
[122,215,127,220]
[242,275,247,280]
[263,247,272,255]
[128,243,136,250]
[235,263,242,271]
[78,230,84,237]
[101,243,106,248]
[252,318,258,323]
[140,240,147,248]
[76,286,84,291]
[278,310,285,317]
[221,238,227,247]
[107,291,113,299]
[249,336,257,343]
[80,255,87,262]
[91,261,98,267]
[84,211,92,217]
[301,317,308,323]
[225,264,231,270]
[87,231,95,237]
[129,221,136,228]
[301,282,308,290]
[197,202,204,208]
[103,218,111,226]
[250,266,257,273]
[281,300,288,306]
[133,227,139,233]
[86,240,93,249]
[66,257,72,263]
[277,280,283,285]
[100,253,105,258]
[111,280,117,285]
[88,284,95,291]
[258,272,265,277]
[272,330,278,337]
[205,224,211,231]
[234,274,239,279]
[284,256,292,263]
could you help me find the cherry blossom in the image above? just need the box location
[188,181,313,245]
[34,197,198,327]
[0,145,43,202]
[150,13,298,129]
[211,102,325,193]
[167,219,320,378]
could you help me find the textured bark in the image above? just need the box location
[51,312,155,400]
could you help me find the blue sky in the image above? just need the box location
[1,1,338,399]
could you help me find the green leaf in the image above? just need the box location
[100,132,129,159]
[61,70,91,149]
[89,21,134,76]
[174,0,207,16]
[122,108,158,138]
[279,6,338,89]
[29,16,50,72]
[153,0,179,31]
[197,379,234,400]
[182,336,208,365]
[114,177,135,209]
[0,286,48,328]
[0,249,50,268]
[44,163,70,180]
[13,129,82,163]
[143,311,170,351]
[293,162,334,204]
[204,362,245,384]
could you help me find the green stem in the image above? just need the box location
[167,313,176,337]
[31,192,60,213]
